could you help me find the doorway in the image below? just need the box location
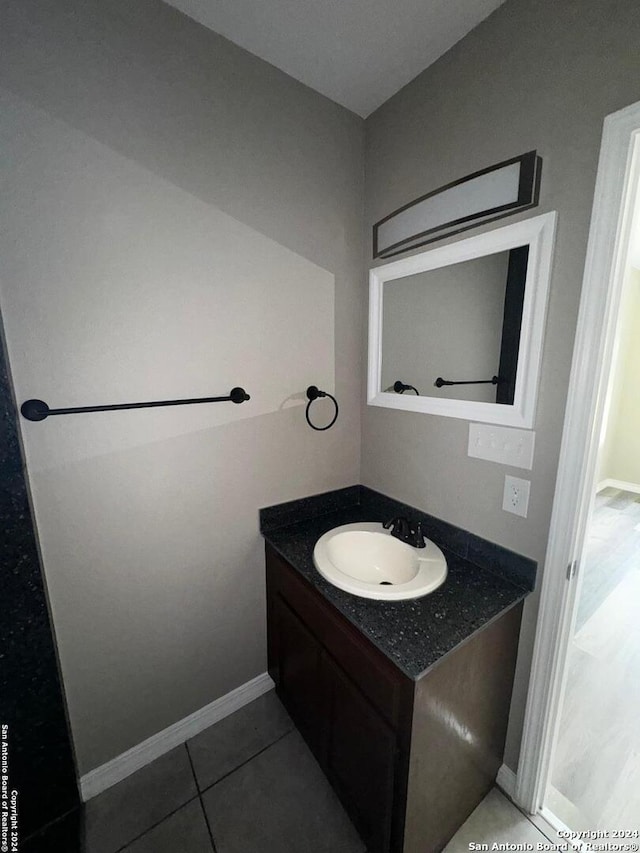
[514,100,640,837]
[547,207,640,832]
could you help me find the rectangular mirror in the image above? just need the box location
[367,212,557,427]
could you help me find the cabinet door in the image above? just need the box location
[327,660,398,853]
[272,593,328,764]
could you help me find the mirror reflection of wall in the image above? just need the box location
[381,248,527,404]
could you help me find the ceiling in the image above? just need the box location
[164,0,507,117]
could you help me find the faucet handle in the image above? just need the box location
[412,521,427,549]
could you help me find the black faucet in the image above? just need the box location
[383,516,427,549]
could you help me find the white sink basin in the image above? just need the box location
[313,522,447,601]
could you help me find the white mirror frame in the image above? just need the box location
[367,211,557,428]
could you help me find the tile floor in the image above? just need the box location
[83,690,551,853]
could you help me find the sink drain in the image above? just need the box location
[379,581,393,585]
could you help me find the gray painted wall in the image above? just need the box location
[0,0,364,774]
[363,0,640,770]
[381,252,509,403]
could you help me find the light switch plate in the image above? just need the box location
[468,423,535,469]
[503,475,531,517]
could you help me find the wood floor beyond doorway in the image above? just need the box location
[548,487,640,832]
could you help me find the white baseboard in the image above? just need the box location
[598,477,640,495]
[496,763,517,799]
[80,672,274,802]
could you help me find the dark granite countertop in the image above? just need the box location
[260,485,535,681]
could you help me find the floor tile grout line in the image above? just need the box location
[505,789,557,845]
[523,811,556,844]
[111,792,201,853]
[185,741,201,794]
[108,719,295,852]
[21,805,79,845]
[197,794,219,853]
[185,742,219,852]
[198,726,296,798]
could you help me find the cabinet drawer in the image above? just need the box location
[266,545,411,730]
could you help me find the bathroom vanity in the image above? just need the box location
[261,486,535,853]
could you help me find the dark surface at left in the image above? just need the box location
[0,317,81,850]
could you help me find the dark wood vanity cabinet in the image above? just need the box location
[266,544,523,853]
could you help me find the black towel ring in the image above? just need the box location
[305,386,339,431]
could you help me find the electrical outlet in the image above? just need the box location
[503,475,530,517]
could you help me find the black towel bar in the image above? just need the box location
[434,376,501,388]
[20,387,250,422]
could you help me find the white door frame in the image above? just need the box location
[515,100,640,815]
